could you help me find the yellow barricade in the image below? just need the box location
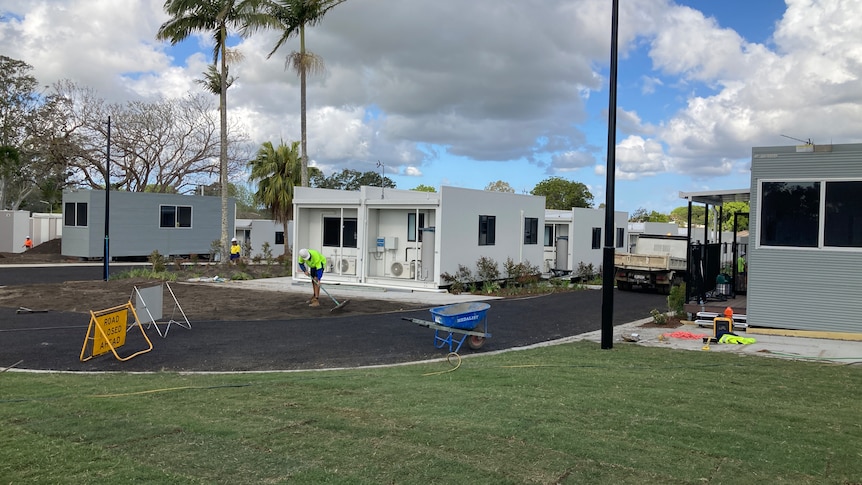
[80,302,153,362]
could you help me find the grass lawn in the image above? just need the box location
[2,342,860,484]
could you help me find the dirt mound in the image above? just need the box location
[0,238,67,262]
[24,238,62,254]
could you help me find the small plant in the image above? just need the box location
[550,278,570,289]
[210,239,222,262]
[576,261,595,281]
[230,272,253,281]
[441,264,475,294]
[476,256,500,282]
[667,283,686,317]
[252,254,262,264]
[149,250,167,272]
[242,239,252,258]
[481,281,501,294]
[261,242,273,265]
[650,308,669,325]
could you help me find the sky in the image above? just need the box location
[1,0,860,215]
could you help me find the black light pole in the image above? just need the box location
[103,116,111,281]
[600,0,620,349]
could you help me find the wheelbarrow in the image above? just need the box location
[402,301,492,352]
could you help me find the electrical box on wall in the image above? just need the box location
[376,236,398,252]
[384,236,398,250]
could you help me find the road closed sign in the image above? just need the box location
[93,308,127,356]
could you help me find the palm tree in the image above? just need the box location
[156,0,265,263]
[249,140,301,257]
[251,0,346,188]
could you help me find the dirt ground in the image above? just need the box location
[0,240,427,320]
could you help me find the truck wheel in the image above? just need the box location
[617,282,630,291]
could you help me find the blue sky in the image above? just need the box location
[2,0,860,215]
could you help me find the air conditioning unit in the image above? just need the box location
[390,260,413,279]
[339,257,357,275]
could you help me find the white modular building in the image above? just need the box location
[292,186,546,290]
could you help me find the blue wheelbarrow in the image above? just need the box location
[402,302,492,352]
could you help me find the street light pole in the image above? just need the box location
[104,116,111,281]
[600,0,620,349]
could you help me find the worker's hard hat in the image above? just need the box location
[299,248,310,259]
[231,237,237,242]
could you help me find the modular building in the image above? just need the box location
[543,208,629,276]
[61,190,233,259]
[235,218,293,259]
[749,143,862,334]
[292,186,546,290]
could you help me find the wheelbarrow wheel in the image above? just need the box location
[467,334,485,350]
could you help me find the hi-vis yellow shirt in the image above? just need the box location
[298,249,326,269]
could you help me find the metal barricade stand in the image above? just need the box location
[80,302,153,362]
[132,282,191,338]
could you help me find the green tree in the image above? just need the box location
[251,0,347,188]
[720,201,750,231]
[670,205,706,226]
[314,168,395,190]
[411,184,436,192]
[157,0,264,263]
[248,140,301,256]
[485,180,515,193]
[629,207,671,223]
[530,177,593,210]
[0,56,38,209]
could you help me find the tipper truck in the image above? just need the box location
[614,234,688,294]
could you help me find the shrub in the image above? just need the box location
[149,250,167,272]
[668,283,686,317]
[576,262,595,281]
[650,308,669,325]
[441,264,475,294]
[210,239,222,262]
[504,258,541,287]
[476,256,500,282]
[261,242,273,265]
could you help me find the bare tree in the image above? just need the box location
[52,82,249,193]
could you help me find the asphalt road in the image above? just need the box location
[0,264,143,286]
[0,265,669,372]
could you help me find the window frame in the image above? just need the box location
[478,215,496,246]
[159,204,193,229]
[64,202,88,227]
[757,178,862,251]
[407,212,426,242]
[524,217,538,245]
[591,227,601,250]
[322,216,358,248]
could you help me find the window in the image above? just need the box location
[323,217,358,248]
[478,215,496,246]
[160,205,192,228]
[64,202,88,227]
[591,227,601,249]
[407,213,426,242]
[275,231,285,245]
[825,181,862,247]
[544,225,554,247]
[616,227,625,248]
[760,182,819,247]
[524,217,538,245]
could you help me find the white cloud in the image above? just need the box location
[2,0,861,206]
